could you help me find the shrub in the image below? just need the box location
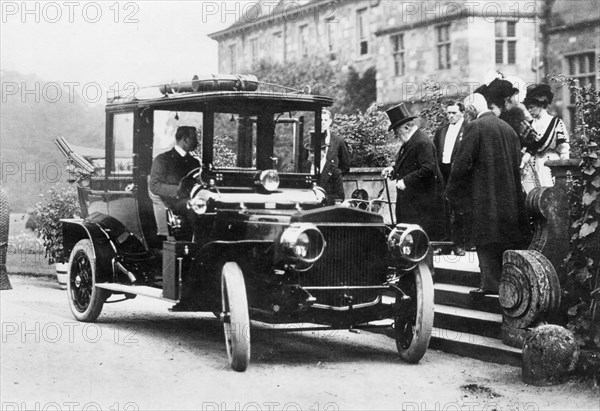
[415,80,467,137]
[331,103,396,168]
[552,75,600,352]
[33,184,80,264]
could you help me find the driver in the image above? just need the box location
[149,126,201,215]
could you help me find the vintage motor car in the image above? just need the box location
[59,74,434,372]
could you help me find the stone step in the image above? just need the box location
[434,304,502,339]
[429,253,517,365]
[429,327,521,366]
[434,283,501,314]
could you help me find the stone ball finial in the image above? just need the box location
[522,325,579,386]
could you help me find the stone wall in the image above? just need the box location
[215,0,378,74]
[545,22,599,130]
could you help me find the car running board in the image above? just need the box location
[95,283,174,301]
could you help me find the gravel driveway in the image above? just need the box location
[1,275,598,411]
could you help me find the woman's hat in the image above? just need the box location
[523,83,554,106]
[485,78,519,108]
[386,103,416,131]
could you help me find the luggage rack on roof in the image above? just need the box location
[106,74,318,104]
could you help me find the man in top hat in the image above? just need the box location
[381,103,445,241]
[310,109,350,204]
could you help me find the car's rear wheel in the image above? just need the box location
[221,262,250,372]
[394,262,434,363]
[67,239,109,322]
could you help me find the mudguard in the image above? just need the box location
[61,217,117,283]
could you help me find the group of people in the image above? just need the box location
[148,79,569,296]
[382,79,570,295]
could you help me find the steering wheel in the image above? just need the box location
[177,167,202,199]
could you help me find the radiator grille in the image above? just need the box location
[300,225,387,306]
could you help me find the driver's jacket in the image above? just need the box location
[149,148,200,209]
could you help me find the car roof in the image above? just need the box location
[106,89,334,113]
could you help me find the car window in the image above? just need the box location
[152,110,203,159]
[213,113,256,169]
[112,112,134,176]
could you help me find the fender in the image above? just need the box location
[61,217,118,283]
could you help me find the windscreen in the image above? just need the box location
[212,110,317,173]
[151,109,318,174]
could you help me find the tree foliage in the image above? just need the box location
[245,57,376,115]
[331,103,396,168]
[338,66,377,115]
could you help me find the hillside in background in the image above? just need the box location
[0,70,105,212]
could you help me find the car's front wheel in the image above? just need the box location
[221,262,250,372]
[394,262,434,363]
[67,239,109,322]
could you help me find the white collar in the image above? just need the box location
[173,145,187,157]
[449,117,464,128]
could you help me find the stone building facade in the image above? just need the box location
[543,0,599,131]
[210,0,598,126]
[209,0,380,75]
[373,0,539,104]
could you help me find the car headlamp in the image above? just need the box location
[387,224,429,263]
[260,169,280,192]
[188,196,207,215]
[279,223,326,264]
[187,185,215,215]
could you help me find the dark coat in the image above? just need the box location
[149,148,200,209]
[445,112,528,247]
[433,121,466,184]
[392,129,445,239]
[319,133,350,203]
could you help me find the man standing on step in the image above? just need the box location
[434,101,468,256]
[445,93,529,296]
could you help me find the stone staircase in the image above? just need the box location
[429,252,522,366]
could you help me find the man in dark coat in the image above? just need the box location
[149,126,200,215]
[434,101,468,255]
[150,126,201,312]
[382,103,445,241]
[446,93,529,295]
[314,109,350,204]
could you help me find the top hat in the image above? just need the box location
[386,103,416,131]
[523,83,554,107]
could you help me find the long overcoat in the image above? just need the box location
[445,112,528,247]
[392,129,445,240]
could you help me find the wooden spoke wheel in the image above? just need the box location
[67,240,109,322]
[221,262,250,372]
[394,262,434,363]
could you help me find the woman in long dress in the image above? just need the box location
[520,84,570,193]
